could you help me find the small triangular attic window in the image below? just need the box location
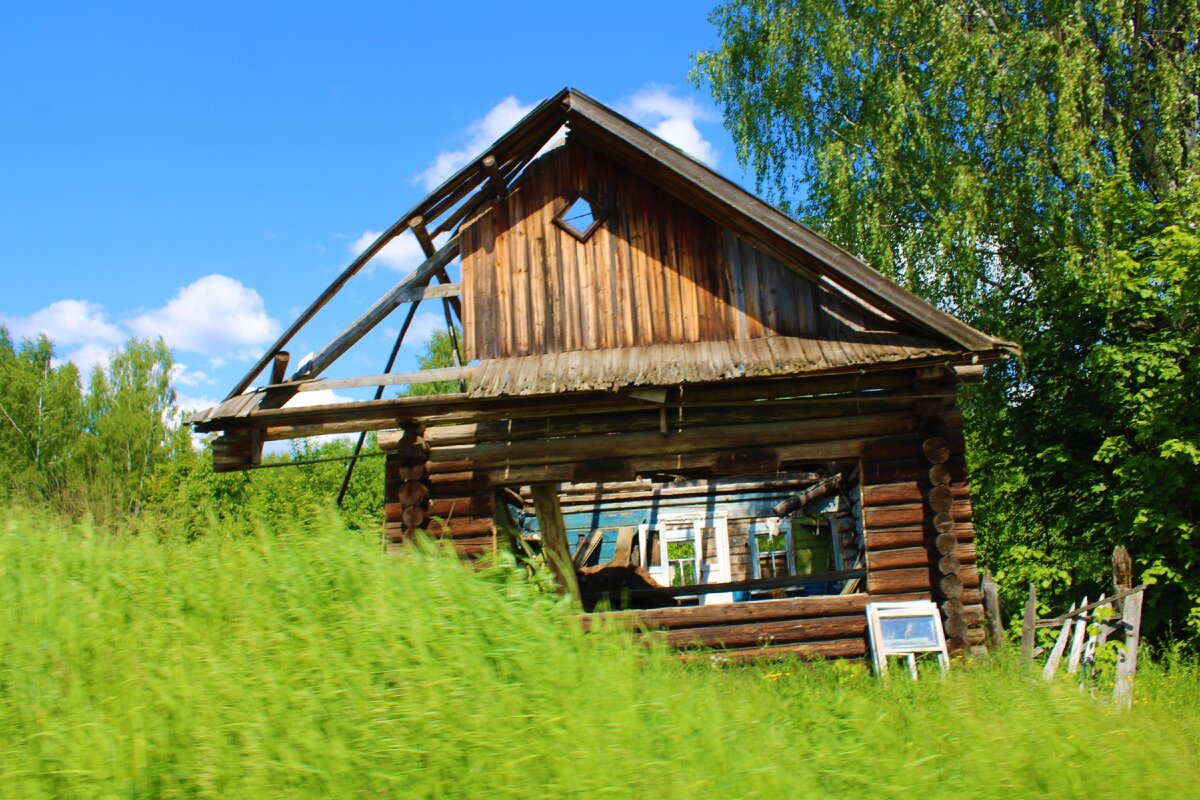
[553,193,606,241]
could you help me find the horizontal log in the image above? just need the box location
[586,593,916,631]
[429,495,494,519]
[865,527,925,549]
[865,524,976,551]
[868,547,932,571]
[451,537,494,557]
[962,603,985,626]
[680,638,867,662]
[552,473,824,508]
[204,369,945,438]
[427,472,495,496]
[867,544,976,572]
[865,501,973,529]
[422,411,920,471]
[422,396,941,448]
[444,433,922,488]
[862,481,970,507]
[867,567,932,595]
[665,614,865,649]
[426,516,494,538]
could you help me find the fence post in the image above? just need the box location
[981,570,1006,648]
[1021,582,1038,659]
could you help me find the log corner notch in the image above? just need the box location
[913,366,979,655]
[379,427,497,558]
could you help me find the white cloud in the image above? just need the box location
[2,299,125,347]
[282,388,353,409]
[621,86,719,167]
[349,229,423,273]
[170,363,213,388]
[417,96,535,190]
[65,342,116,373]
[175,393,219,414]
[126,274,280,357]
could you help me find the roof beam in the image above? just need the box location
[293,234,460,381]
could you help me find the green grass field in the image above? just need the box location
[1,510,1197,798]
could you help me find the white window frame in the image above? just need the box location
[639,513,731,605]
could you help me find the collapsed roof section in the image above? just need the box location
[190,87,1016,460]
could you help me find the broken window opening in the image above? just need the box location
[553,193,606,241]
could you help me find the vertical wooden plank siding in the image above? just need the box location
[460,139,894,360]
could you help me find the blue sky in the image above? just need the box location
[0,2,751,414]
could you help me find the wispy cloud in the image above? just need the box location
[416,96,535,190]
[620,85,720,167]
[345,228,448,274]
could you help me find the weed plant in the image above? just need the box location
[1,509,1197,798]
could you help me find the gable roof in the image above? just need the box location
[195,88,1015,432]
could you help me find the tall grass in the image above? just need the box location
[1,509,1197,798]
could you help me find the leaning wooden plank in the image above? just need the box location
[572,529,605,569]
[1066,596,1090,674]
[223,220,428,399]
[1113,588,1144,709]
[1080,593,1106,679]
[530,484,581,603]
[294,234,460,381]
[609,527,636,567]
[1042,604,1075,682]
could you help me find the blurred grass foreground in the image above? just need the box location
[1,509,1197,799]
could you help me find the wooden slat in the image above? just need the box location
[531,484,581,602]
[295,235,460,381]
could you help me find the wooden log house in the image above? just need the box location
[190,88,1017,660]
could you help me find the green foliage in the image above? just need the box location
[695,1,1200,639]
[3,508,1200,798]
[401,325,464,396]
[0,330,84,504]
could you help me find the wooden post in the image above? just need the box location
[530,484,581,604]
[981,569,1006,648]
[1020,583,1037,659]
[1112,545,1133,612]
[1113,588,1144,709]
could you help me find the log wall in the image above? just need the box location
[379,367,987,657]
